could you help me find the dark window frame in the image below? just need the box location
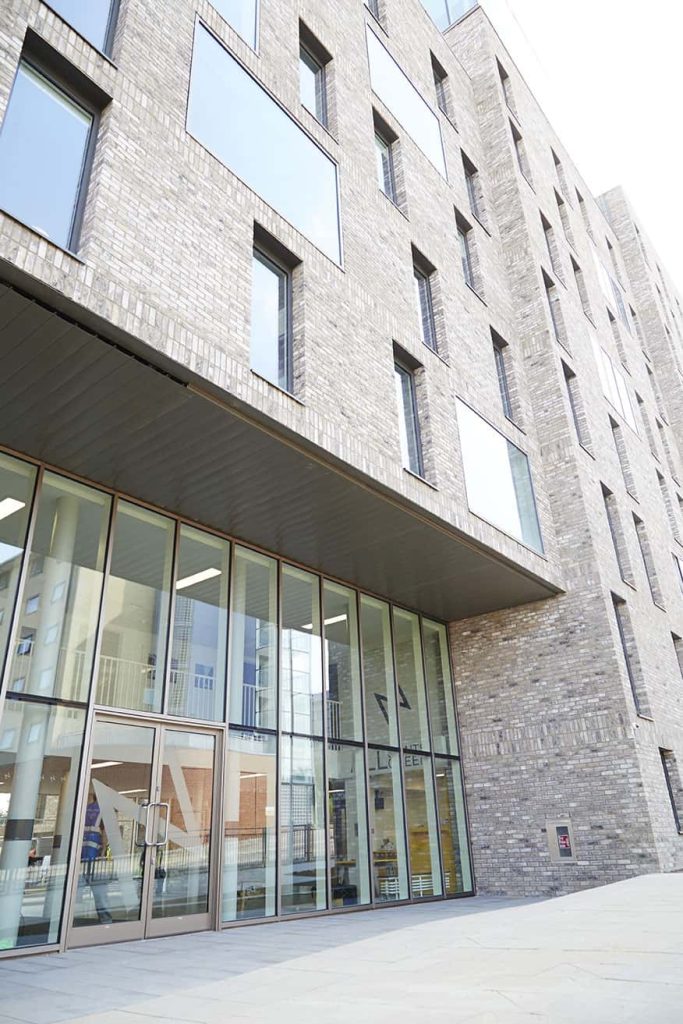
[393,354,424,478]
[251,242,294,394]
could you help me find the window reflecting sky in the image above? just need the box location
[48,0,113,51]
[366,27,446,178]
[188,25,341,263]
[210,0,258,49]
[0,63,91,250]
[457,400,543,551]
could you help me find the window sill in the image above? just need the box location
[464,281,487,306]
[636,713,655,723]
[578,442,595,460]
[582,311,595,328]
[378,188,409,221]
[471,211,491,237]
[300,104,339,148]
[422,341,450,368]
[520,172,535,192]
[0,206,85,264]
[249,369,305,406]
[626,488,639,504]
[439,111,459,134]
[365,7,388,36]
[504,414,526,437]
[403,467,438,491]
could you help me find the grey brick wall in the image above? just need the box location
[0,0,682,897]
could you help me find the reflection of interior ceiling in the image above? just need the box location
[0,276,562,621]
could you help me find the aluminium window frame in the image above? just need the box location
[252,246,294,395]
[41,0,120,58]
[1,50,102,255]
[394,358,424,478]
[374,120,398,205]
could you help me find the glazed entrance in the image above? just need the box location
[70,717,219,946]
[0,450,472,956]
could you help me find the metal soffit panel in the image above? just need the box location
[0,281,560,620]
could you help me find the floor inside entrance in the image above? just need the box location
[1,874,682,1024]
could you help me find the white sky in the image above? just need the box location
[479,0,683,292]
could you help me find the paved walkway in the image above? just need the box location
[1,874,682,1024]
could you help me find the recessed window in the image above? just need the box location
[210,0,259,49]
[551,148,570,199]
[374,117,398,204]
[603,486,632,584]
[0,60,95,251]
[612,594,645,714]
[497,59,517,117]
[251,248,291,392]
[492,331,513,421]
[563,362,590,450]
[455,210,478,292]
[431,54,450,119]
[299,24,331,129]
[462,152,483,223]
[394,359,423,476]
[660,749,683,833]
[47,0,118,53]
[188,25,340,263]
[541,212,563,282]
[544,270,567,349]
[576,188,593,240]
[571,257,592,320]
[412,249,438,353]
[300,47,327,125]
[510,121,532,185]
[555,190,573,246]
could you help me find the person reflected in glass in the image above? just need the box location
[80,792,113,924]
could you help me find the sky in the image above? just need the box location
[479,0,683,292]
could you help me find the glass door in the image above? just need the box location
[69,717,220,947]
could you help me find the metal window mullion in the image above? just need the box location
[319,573,331,911]
[417,615,446,900]
[0,463,43,716]
[356,591,375,905]
[442,621,476,895]
[275,558,282,918]
[161,520,181,716]
[386,602,411,902]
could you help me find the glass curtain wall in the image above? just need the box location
[0,453,472,953]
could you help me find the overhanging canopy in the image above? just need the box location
[0,272,561,621]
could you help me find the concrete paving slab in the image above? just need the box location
[0,875,682,1023]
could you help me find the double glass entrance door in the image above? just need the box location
[70,717,219,945]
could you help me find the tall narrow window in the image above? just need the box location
[612,594,646,714]
[299,24,331,128]
[374,116,398,204]
[544,270,568,349]
[610,417,637,497]
[497,60,517,117]
[602,486,633,584]
[394,358,424,476]
[658,420,680,481]
[431,54,450,119]
[576,188,593,240]
[456,209,479,293]
[492,331,514,420]
[412,251,438,353]
[251,247,292,392]
[633,514,663,605]
[510,121,532,184]
[606,237,622,285]
[555,190,573,247]
[563,362,590,449]
[634,222,649,266]
[462,152,484,223]
[607,309,628,368]
[551,148,570,199]
[0,60,96,251]
[658,471,681,543]
[660,750,683,833]
[571,257,592,320]
[672,633,683,680]
[542,213,563,281]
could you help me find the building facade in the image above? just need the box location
[0,0,681,955]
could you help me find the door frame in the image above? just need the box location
[64,710,224,948]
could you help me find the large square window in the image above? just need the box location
[0,61,94,250]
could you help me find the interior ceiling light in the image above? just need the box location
[0,498,25,521]
[176,567,221,590]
